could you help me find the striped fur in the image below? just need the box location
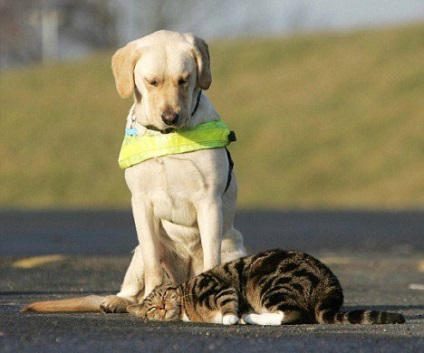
[128,249,405,325]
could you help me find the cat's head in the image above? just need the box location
[127,283,181,321]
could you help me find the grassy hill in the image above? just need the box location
[1,24,424,209]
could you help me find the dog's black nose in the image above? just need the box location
[161,112,179,126]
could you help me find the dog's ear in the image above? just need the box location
[111,42,140,98]
[185,34,212,90]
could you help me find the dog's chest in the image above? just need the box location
[125,152,223,226]
[151,191,196,226]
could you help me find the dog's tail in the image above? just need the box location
[22,295,105,313]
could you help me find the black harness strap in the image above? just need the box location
[224,148,234,193]
[224,130,237,193]
[191,90,203,117]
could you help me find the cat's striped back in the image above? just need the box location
[181,249,405,325]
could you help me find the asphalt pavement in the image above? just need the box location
[1,210,423,352]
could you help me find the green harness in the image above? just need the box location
[118,120,236,169]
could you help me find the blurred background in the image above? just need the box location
[1,0,423,209]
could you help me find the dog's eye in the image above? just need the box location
[178,77,188,86]
[149,80,158,87]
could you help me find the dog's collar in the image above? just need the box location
[118,120,236,169]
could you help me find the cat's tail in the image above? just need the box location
[316,308,405,325]
[22,295,105,313]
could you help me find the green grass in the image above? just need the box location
[1,24,424,209]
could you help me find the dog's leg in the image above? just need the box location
[197,200,223,271]
[100,245,145,312]
[132,198,163,297]
[116,245,145,300]
[221,228,247,263]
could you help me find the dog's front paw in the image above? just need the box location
[222,314,239,325]
[100,295,133,313]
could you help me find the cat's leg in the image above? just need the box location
[222,314,239,325]
[217,287,239,325]
[278,309,309,324]
[242,311,285,326]
[242,309,309,325]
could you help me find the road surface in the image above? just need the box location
[1,210,423,352]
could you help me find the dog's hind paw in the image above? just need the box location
[100,295,133,313]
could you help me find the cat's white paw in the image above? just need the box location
[222,314,239,325]
[242,312,284,326]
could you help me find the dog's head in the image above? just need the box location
[112,30,211,130]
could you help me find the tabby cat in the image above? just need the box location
[127,249,405,325]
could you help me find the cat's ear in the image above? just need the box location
[127,304,147,319]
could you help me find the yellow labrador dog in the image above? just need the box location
[23,30,246,313]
